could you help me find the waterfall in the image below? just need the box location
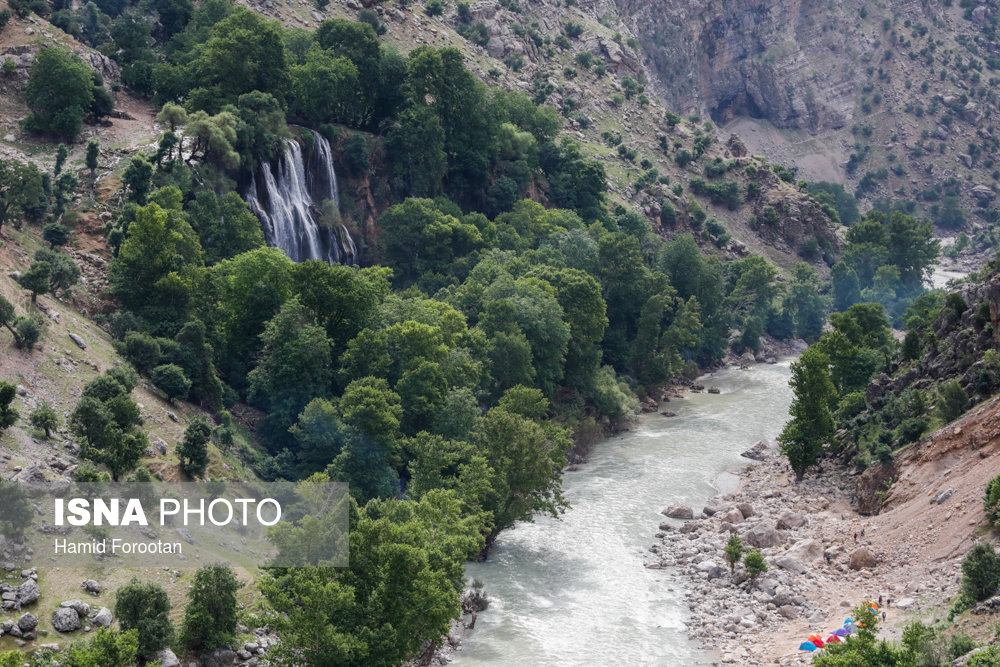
[244,130,357,265]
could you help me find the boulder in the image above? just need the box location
[933,488,955,504]
[743,520,781,548]
[16,579,41,606]
[702,503,726,517]
[775,556,807,574]
[849,547,877,570]
[68,333,87,350]
[17,612,37,632]
[777,605,799,619]
[894,597,916,610]
[61,600,90,617]
[155,649,181,667]
[776,510,807,530]
[52,607,81,633]
[783,539,824,564]
[203,648,237,667]
[720,507,744,524]
[81,580,101,596]
[735,502,755,518]
[92,607,112,628]
[662,504,694,519]
[740,440,771,461]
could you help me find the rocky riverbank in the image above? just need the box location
[649,441,960,666]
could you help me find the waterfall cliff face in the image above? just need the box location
[245,130,357,265]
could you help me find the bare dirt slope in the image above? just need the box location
[660,394,1000,666]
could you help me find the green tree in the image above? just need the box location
[54,143,69,176]
[473,407,571,540]
[85,138,100,178]
[156,101,187,131]
[961,542,1000,601]
[247,296,332,446]
[71,374,147,480]
[0,160,45,235]
[123,332,162,373]
[936,379,969,423]
[0,380,18,433]
[778,348,836,480]
[186,190,264,263]
[29,401,58,438]
[262,490,484,667]
[43,223,70,249]
[724,532,743,574]
[177,417,210,477]
[289,48,360,125]
[191,8,289,109]
[122,155,153,205]
[290,398,345,471]
[830,262,862,312]
[114,578,174,662]
[13,316,40,350]
[152,363,191,404]
[0,480,32,538]
[109,201,203,331]
[183,564,242,651]
[744,549,767,582]
[19,260,51,303]
[36,248,80,295]
[984,474,1000,526]
[782,263,826,341]
[23,48,94,140]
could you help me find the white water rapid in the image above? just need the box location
[450,360,794,666]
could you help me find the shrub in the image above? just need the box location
[936,379,968,423]
[724,532,743,573]
[985,474,1000,526]
[14,315,40,350]
[744,549,767,582]
[962,542,1000,602]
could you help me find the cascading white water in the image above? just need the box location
[244,130,357,265]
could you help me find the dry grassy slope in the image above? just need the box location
[0,222,268,651]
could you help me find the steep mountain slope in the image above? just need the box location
[625,0,1000,258]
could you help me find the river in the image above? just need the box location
[450,361,795,667]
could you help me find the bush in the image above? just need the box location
[424,0,443,16]
[961,542,1000,601]
[744,549,767,582]
[14,315,40,350]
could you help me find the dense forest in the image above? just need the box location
[0,0,964,663]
